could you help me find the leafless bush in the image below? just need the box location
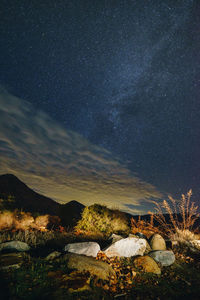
[150,190,199,241]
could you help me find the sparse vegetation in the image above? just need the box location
[131,215,161,237]
[75,204,129,237]
[0,209,61,232]
[1,251,200,300]
[0,190,200,299]
[0,228,73,249]
[150,190,200,244]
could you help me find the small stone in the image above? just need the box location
[149,234,166,251]
[45,251,61,261]
[64,242,100,257]
[149,250,175,266]
[134,255,161,275]
[135,232,148,240]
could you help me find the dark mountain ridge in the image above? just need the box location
[0,174,85,226]
[0,174,60,215]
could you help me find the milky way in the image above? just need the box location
[0,0,200,207]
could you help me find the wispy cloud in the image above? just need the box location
[0,90,162,214]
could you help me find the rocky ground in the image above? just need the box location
[1,232,200,300]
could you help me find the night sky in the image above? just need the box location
[0,0,200,214]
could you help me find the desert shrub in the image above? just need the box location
[14,211,35,230]
[150,190,199,242]
[34,215,62,231]
[34,215,49,231]
[75,204,129,236]
[47,215,62,230]
[0,210,14,229]
[170,228,197,243]
[130,215,161,238]
[0,210,62,232]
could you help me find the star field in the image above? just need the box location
[0,0,200,206]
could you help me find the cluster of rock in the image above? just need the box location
[62,233,175,276]
[1,232,200,280]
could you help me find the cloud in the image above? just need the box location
[0,90,162,214]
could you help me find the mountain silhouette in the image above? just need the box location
[0,174,84,226]
[58,200,85,227]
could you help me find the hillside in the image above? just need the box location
[0,174,84,226]
[0,174,60,215]
[58,200,85,227]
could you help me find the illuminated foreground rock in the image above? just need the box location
[149,250,175,266]
[134,255,161,275]
[63,253,116,280]
[0,241,30,252]
[103,237,146,257]
[64,242,100,257]
[149,233,166,251]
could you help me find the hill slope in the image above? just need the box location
[0,174,60,215]
[58,200,85,227]
[0,174,84,226]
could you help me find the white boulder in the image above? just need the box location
[104,237,147,257]
[64,242,100,257]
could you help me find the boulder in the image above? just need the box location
[64,242,100,257]
[45,251,61,261]
[149,234,166,251]
[63,253,115,280]
[0,252,28,270]
[134,255,161,275]
[0,241,30,253]
[130,235,152,254]
[149,250,175,266]
[104,237,146,257]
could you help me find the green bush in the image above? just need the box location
[75,204,129,236]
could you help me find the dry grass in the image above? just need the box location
[0,210,14,229]
[0,209,61,232]
[0,228,71,247]
[170,228,199,243]
[130,215,161,238]
[150,190,200,242]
